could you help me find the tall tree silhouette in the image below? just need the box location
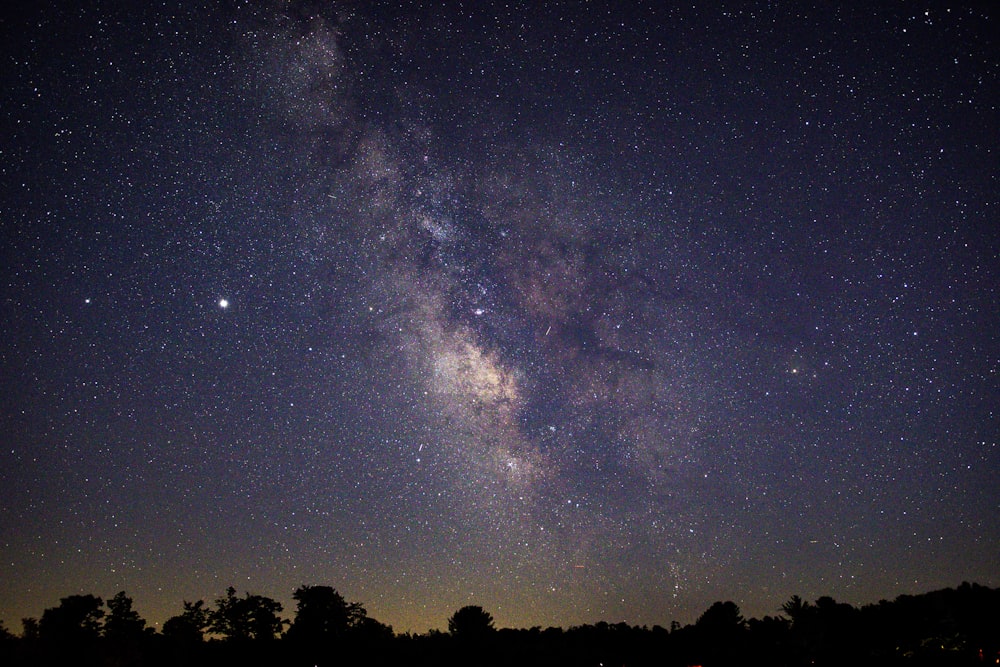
[103,591,147,640]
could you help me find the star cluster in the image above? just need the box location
[1,1,997,633]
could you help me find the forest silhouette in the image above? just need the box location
[2,581,997,666]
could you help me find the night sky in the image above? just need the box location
[2,1,998,634]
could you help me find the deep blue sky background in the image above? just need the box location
[2,1,997,633]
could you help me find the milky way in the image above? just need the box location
[1,2,997,633]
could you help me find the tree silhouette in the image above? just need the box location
[20,617,39,641]
[815,596,865,661]
[103,591,147,640]
[781,594,860,661]
[780,594,810,621]
[38,594,104,644]
[286,584,350,643]
[448,605,495,640]
[349,612,394,642]
[0,621,13,667]
[162,599,210,643]
[209,587,285,641]
[286,585,395,646]
[3,581,997,667]
[695,600,745,634]
[691,600,746,666]
[745,614,792,663]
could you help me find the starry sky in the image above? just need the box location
[1,1,998,634]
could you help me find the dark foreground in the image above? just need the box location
[3,582,997,666]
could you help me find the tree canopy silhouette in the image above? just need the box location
[695,600,745,636]
[38,594,104,644]
[286,585,350,642]
[447,605,495,641]
[3,582,998,666]
[103,591,147,641]
[209,587,285,641]
[162,599,210,643]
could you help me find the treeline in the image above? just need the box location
[1,581,997,666]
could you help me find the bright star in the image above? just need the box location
[218,298,229,309]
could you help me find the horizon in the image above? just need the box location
[7,580,993,636]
